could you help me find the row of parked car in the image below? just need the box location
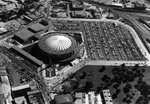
[52,20,81,30]
[82,21,144,61]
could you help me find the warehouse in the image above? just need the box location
[13,29,35,43]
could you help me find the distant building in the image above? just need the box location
[70,1,83,11]
[71,11,86,18]
[54,94,74,104]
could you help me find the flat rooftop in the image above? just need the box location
[14,29,35,41]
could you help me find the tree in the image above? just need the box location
[121,63,125,69]
[123,86,130,94]
[112,93,117,99]
[79,72,87,79]
[95,86,102,94]
[135,96,148,104]
[83,82,94,92]
[99,65,106,72]
[122,97,127,102]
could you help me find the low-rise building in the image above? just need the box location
[13,29,35,43]
[75,92,103,104]
[71,11,86,18]
[12,84,31,104]
[11,83,46,104]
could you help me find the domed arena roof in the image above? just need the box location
[45,35,72,51]
[38,32,78,55]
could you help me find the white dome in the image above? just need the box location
[45,35,72,51]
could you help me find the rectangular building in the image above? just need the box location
[14,29,35,43]
[102,89,113,104]
[71,11,86,18]
[75,92,102,104]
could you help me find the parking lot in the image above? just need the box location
[81,21,145,61]
[52,20,145,61]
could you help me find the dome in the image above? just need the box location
[45,35,72,51]
[38,32,78,55]
[37,32,81,63]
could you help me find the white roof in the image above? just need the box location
[102,89,113,104]
[45,35,72,51]
[85,91,103,104]
[27,90,40,95]
[6,4,16,11]
[12,84,30,91]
